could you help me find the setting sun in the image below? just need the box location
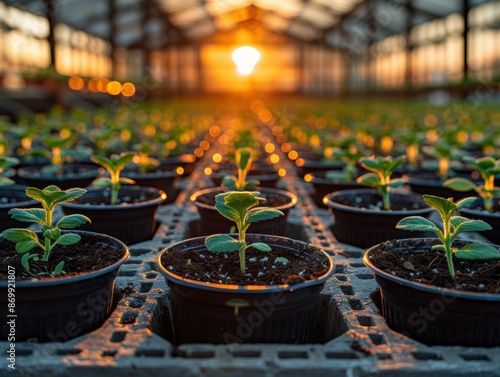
[232,46,261,75]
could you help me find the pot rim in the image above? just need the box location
[0,230,129,288]
[323,188,433,215]
[364,237,500,300]
[190,186,298,211]
[17,163,100,179]
[0,184,39,207]
[157,234,333,293]
[61,185,166,209]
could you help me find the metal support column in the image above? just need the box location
[44,0,56,68]
[463,0,470,79]
[108,0,117,78]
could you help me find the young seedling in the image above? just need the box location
[204,191,284,274]
[422,142,463,179]
[356,156,406,210]
[325,148,364,182]
[91,153,136,205]
[221,148,260,191]
[396,195,500,280]
[444,156,500,212]
[0,185,90,277]
[134,143,161,173]
[0,156,19,186]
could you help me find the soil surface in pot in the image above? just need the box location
[0,236,124,281]
[368,239,500,293]
[161,244,330,286]
[197,191,287,208]
[24,164,97,178]
[0,196,33,205]
[467,201,500,215]
[334,193,427,211]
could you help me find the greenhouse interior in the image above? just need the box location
[0,0,499,376]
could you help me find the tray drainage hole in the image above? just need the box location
[356,273,373,280]
[177,351,215,359]
[16,349,33,356]
[321,242,329,248]
[368,333,386,345]
[411,352,443,361]
[145,271,158,279]
[135,349,165,357]
[335,265,347,274]
[110,331,127,343]
[460,354,490,362]
[335,275,347,282]
[125,259,142,265]
[129,248,151,256]
[119,312,138,325]
[55,348,82,356]
[349,262,365,268]
[118,269,136,277]
[127,298,145,308]
[376,353,392,360]
[357,315,375,327]
[325,352,359,359]
[162,238,172,244]
[278,351,309,359]
[140,282,153,293]
[231,350,262,358]
[102,349,118,357]
[348,299,365,311]
[340,285,355,295]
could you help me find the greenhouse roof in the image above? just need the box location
[0,0,493,48]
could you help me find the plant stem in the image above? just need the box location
[443,217,455,280]
[42,206,53,261]
[382,187,390,210]
[111,184,118,205]
[238,221,246,274]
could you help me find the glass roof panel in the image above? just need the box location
[171,4,208,27]
[287,21,320,40]
[299,4,338,27]
[259,13,290,31]
[254,0,303,18]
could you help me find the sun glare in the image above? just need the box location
[232,46,261,75]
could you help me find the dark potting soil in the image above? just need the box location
[161,244,330,286]
[27,164,98,178]
[0,235,124,281]
[368,238,500,293]
[197,191,288,208]
[334,193,427,211]
[0,196,33,205]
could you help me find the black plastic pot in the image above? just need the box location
[324,189,434,248]
[460,198,500,244]
[61,186,165,245]
[159,154,196,177]
[210,167,280,188]
[306,170,361,208]
[157,234,333,344]
[405,170,477,199]
[191,187,297,236]
[122,168,180,204]
[0,185,39,232]
[364,238,500,347]
[16,163,100,190]
[295,158,344,179]
[0,230,129,342]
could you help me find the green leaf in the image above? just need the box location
[247,242,271,251]
[8,208,46,224]
[451,216,492,233]
[359,158,380,172]
[214,200,240,223]
[54,233,81,246]
[387,179,406,188]
[387,156,405,173]
[432,244,446,252]
[396,216,440,232]
[51,261,65,276]
[0,178,15,186]
[356,173,380,188]
[16,241,38,253]
[114,153,136,170]
[274,257,289,264]
[52,187,87,205]
[247,208,283,223]
[21,253,35,272]
[24,186,51,209]
[205,234,244,253]
[456,197,478,210]
[444,178,478,192]
[423,195,457,220]
[455,243,500,260]
[93,178,112,187]
[1,229,39,243]
[221,175,237,188]
[236,148,253,171]
[56,214,91,229]
[475,156,496,170]
[119,177,135,185]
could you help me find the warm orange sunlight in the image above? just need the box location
[232,46,261,75]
